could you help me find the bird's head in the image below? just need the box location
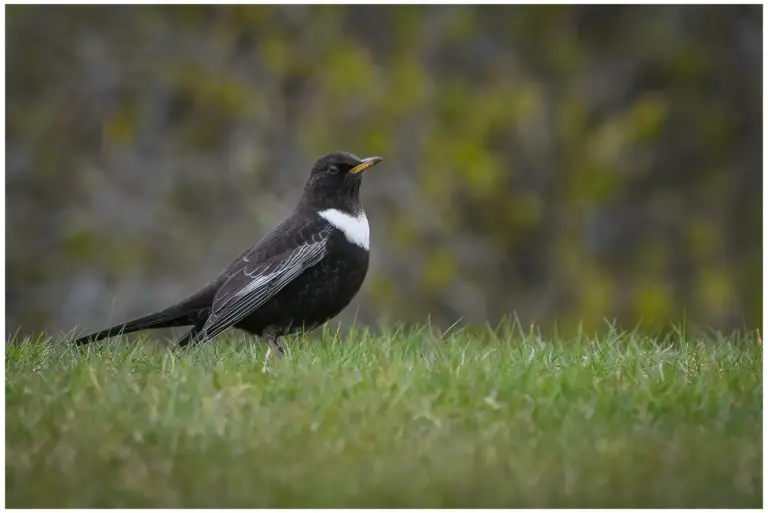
[300,152,383,213]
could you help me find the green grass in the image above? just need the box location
[5,323,763,507]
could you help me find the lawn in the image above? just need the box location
[5,323,763,507]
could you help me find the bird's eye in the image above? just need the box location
[328,164,340,175]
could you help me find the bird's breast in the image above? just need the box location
[317,208,369,250]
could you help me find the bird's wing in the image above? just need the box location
[195,227,330,343]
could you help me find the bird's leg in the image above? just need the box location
[263,328,285,359]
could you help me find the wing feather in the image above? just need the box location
[195,229,329,343]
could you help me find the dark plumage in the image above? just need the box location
[73,151,383,356]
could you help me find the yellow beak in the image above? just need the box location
[350,156,384,174]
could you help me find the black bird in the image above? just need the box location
[73,151,383,356]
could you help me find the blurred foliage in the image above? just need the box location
[6,5,762,336]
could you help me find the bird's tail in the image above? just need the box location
[73,284,218,345]
[73,309,195,345]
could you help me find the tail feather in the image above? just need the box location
[73,283,219,346]
[73,310,195,345]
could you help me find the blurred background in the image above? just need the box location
[6,5,762,339]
